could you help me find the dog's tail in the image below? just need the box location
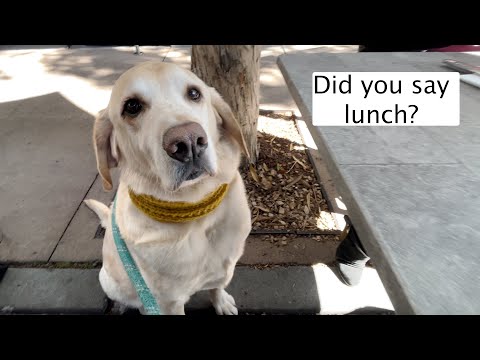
[84,199,110,228]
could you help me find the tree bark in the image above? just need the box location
[191,45,261,165]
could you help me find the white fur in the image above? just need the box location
[84,62,251,315]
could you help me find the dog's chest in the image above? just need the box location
[127,227,232,295]
[104,178,249,304]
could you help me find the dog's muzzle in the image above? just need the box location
[163,122,211,185]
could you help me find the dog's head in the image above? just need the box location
[93,61,249,192]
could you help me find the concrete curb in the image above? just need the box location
[0,268,107,314]
[0,266,394,315]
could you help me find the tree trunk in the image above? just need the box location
[191,45,261,165]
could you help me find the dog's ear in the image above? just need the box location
[209,87,251,162]
[93,108,118,191]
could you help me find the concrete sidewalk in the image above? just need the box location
[0,45,358,263]
[0,45,395,314]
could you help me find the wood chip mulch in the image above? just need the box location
[240,114,338,233]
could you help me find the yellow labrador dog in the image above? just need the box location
[84,61,251,315]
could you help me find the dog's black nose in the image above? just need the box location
[163,122,208,163]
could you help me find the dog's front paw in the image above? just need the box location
[210,289,238,315]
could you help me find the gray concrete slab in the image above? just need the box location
[282,45,359,54]
[163,45,191,69]
[455,85,480,126]
[0,46,66,51]
[0,268,107,314]
[50,169,120,262]
[260,45,285,57]
[187,265,392,314]
[259,47,295,111]
[421,83,480,174]
[260,55,299,111]
[340,164,480,314]
[446,144,480,175]
[187,266,320,314]
[318,127,458,165]
[227,266,320,314]
[0,265,392,315]
[0,93,98,262]
[39,47,168,88]
[278,52,480,314]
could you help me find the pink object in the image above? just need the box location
[427,45,480,52]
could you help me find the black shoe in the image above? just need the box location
[335,217,370,286]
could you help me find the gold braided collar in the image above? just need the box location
[128,183,229,223]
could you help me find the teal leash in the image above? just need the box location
[111,196,162,315]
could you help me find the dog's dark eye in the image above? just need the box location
[123,98,143,116]
[187,87,201,101]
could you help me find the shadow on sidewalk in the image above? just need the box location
[0,92,98,263]
[40,48,164,88]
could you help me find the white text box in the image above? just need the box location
[312,72,460,126]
